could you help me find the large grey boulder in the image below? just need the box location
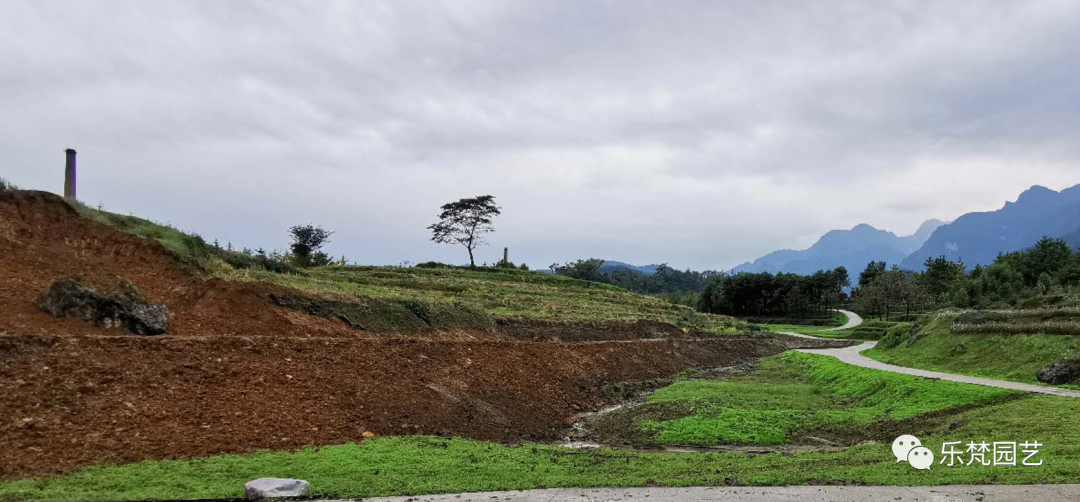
[37,278,169,335]
[1036,356,1080,385]
[243,478,310,499]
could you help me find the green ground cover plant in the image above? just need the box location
[866,314,1080,389]
[630,351,1012,446]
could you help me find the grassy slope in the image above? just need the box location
[70,201,744,333]
[224,266,743,333]
[865,315,1080,390]
[6,353,1080,501]
[761,315,910,341]
[635,351,1011,446]
[756,311,845,337]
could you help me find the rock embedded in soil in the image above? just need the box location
[243,478,309,499]
[1036,356,1080,385]
[37,278,169,335]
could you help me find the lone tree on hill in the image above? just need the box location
[428,195,501,267]
[289,224,334,267]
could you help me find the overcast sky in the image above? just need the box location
[3,1,1080,270]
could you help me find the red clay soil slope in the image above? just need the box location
[0,190,370,339]
[0,190,838,480]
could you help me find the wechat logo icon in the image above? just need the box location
[893,435,934,470]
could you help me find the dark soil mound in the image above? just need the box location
[497,318,687,341]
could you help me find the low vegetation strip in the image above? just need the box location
[949,309,1080,339]
[229,265,744,333]
[952,320,1080,336]
[589,352,1014,448]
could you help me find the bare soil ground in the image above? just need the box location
[0,190,843,480]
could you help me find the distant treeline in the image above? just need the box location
[550,258,850,317]
[697,268,850,318]
[550,259,721,301]
[851,237,1080,319]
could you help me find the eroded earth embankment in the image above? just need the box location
[0,190,843,479]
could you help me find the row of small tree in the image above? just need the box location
[851,237,1080,318]
[696,268,850,318]
[549,258,723,294]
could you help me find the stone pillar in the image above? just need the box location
[503,247,508,263]
[64,149,77,199]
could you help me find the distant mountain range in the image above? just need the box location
[731,219,945,276]
[733,184,1080,276]
[600,260,661,275]
[898,185,1080,269]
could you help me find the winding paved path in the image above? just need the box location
[826,308,862,331]
[787,310,1080,398]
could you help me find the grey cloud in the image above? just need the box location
[3,0,1080,270]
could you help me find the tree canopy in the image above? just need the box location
[428,195,501,267]
[288,224,334,267]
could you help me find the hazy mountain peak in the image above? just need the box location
[901,183,1080,270]
[911,219,945,237]
[849,223,887,234]
[733,222,914,276]
[1014,185,1057,205]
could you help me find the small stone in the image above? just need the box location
[1037,356,1080,385]
[243,478,309,499]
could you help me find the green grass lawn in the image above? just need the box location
[755,311,846,337]
[617,351,1013,447]
[865,314,1080,390]
[6,352,1080,501]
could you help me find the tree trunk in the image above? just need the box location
[468,247,475,268]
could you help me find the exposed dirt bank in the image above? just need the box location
[497,318,689,341]
[0,190,846,480]
[0,190,381,339]
[0,334,836,479]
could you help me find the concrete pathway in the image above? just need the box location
[826,309,863,331]
[797,340,1080,398]
[347,485,1080,501]
[780,309,1080,397]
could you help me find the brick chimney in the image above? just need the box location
[64,148,77,199]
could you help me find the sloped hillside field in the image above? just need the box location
[0,190,839,481]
